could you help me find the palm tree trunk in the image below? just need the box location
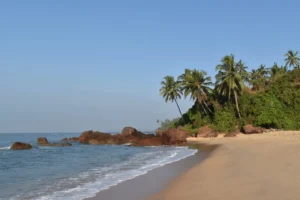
[201,103,208,115]
[233,90,241,118]
[203,100,213,114]
[175,99,185,123]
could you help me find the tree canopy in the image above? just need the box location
[159,51,300,133]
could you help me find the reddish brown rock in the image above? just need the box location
[155,129,164,137]
[88,139,107,145]
[62,137,79,142]
[121,127,145,137]
[37,137,72,146]
[155,128,189,145]
[197,126,218,138]
[79,126,188,146]
[37,137,49,145]
[242,124,264,134]
[10,142,32,150]
[79,130,112,143]
[133,137,164,146]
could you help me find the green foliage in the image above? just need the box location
[158,118,180,130]
[181,124,199,136]
[159,51,300,131]
[212,105,237,132]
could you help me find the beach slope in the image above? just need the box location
[150,131,300,200]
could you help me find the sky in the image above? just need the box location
[0,0,299,133]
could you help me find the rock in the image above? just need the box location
[37,137,49,145]
[155,128,189,145]
[88,139,107,145]
[242,124,264,134]
[121,127,145,137]
[133,137,164,146]
[79,130,112,143]
[155,129,164,137]
[79,127,187,146]
[37,137,72,146]
[197,126,218,138]
[62,137,79,142]
[10,142,32,150]
[224,132,237,137]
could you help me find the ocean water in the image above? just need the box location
[0,133,197,200]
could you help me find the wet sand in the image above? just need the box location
[150,131,300,200]
[85,144,218,200]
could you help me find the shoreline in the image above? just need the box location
[150,131,300,200]
[85,144,218,200]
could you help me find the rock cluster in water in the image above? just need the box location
[37,137,72,146]
[78,126,189,146]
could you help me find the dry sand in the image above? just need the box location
[150,131,300,200]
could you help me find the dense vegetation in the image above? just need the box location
[159,50,300,133]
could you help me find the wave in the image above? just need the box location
[0,146,10,150]
[9,147,197,200]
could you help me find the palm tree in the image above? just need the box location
[285,50,300,68]
[236,59,250,84]
[250,65,270,91]
[179,69,213,115]
[215,54,244,118]
[160,76,184,120]
[270,62,288,80]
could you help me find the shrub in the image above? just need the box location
[212,106,236,132]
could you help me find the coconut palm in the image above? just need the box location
[270,62,288,80]
[236,59,250,83]
[215,54,243,118]
[285,50,300,68]
[179,69,213,115]
[160,76,184,119]
[249,64,270,91]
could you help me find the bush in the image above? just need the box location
[212,106,237,132]
[181,124,199,136]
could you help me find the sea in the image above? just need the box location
[0,133,197,200]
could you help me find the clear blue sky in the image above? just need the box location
[0,0,299,133]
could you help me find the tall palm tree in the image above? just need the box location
[285,50,300,68]
[215,54,244,118]
[257,64,269,77]
[160,76,184,119]
[179,69,213,115]
[236,59,250,84]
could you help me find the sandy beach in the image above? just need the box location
[150,131,300,200]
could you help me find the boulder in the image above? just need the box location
[133,137,164,146]
[197,126,218,138]
[10,142,32,150]
[37,137,49,145]
[155,128,188,145]
[121,127,145,137]
[79,130,112,143]
[242,124,264,134]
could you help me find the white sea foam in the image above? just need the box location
[10,147,197,200]
[0,146,10,150]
